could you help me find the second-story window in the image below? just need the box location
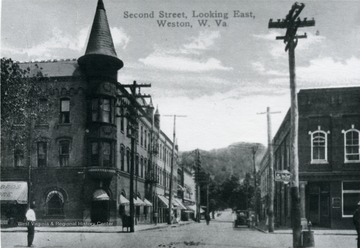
[60,99,70,123]
[309,126,329,163]
[103,142,111,167]
[343,125,360,163]
[91,142,99,166]
[14,149,24,167]
[91,98,113,124]
[120,146,125,171]
[126,149,131,172]
[37,141,47,167]
[59,140,70,167]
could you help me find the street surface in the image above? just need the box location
[1,210,357,248]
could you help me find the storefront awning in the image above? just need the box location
[0,181,28,204]
[174,198,186,210]
[143,198,153,207]
[157,195,169,208]
[134,197,146,206]
[119,194,129,205]
[93,189,110,201]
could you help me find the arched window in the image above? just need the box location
[342,125,360,163]
[46,191,64,216]
[309,126,329,163]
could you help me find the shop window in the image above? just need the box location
[14,149,24,167]
[309,127,329,163]
[37,142,47,167]
[343,125,360,163]
[60,98,70,124]
[342,181,360,217]
[59,140,70,167]
[46,191,64,216]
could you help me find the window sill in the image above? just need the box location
[344,161,360,164]
[310,160,328,164]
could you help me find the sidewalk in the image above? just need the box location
[254,221,357,236]
[1,221,193,233]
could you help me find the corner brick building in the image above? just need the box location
[1,0,181,226]
[259,87,360,229]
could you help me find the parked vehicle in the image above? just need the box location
[233,210,254,228]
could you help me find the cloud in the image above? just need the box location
[183,30,220,52]
[139,52,232,72]
[139,31,231,72]
[110,27,130,49]
[298,56,360,85]
[2,26,130,61]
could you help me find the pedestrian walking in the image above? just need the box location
[25,203,36,247]
[353,201,360,248]
[205,213,211,225]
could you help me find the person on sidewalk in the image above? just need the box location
[25,203,36,247]
[205,213,211,225]
[353,201,360,248]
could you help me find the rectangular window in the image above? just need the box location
[59,140,70,167]
[103,142,111,167]
[126,150,131,172]
[60,99,70,123]
[92,99,99,122]
[14,149,24,167]
[120,147,125,171]
[100,99,111,123]
[37,142,47,167]
[140,126,143,146]
[91,142,99,166]
[342,181,360,217]
[135,155,139,176]
[140,158,144,178]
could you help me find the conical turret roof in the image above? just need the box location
[78,0,123,69]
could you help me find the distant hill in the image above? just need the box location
[179,142,266,183]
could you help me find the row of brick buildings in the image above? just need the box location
[259,87,360,229]
[0,0,196,226]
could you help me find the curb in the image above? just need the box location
[1,222,193,234]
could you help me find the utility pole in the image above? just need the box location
[269,3,315,247]
[195,149,202,223]
[163,114,186,225]
[258,107,281,232]
[251,146,258,225]
[118,81,151,232]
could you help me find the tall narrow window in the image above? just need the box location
[91,142,99,166]
[60,99,70,123]
[140,126,144,146]
[37,142,47,167]
[100,99,111,123]
[91,99,99,121]
[126,149,131,172]
[140,158,144,178]
[14,149,24,167]
[120,146,125,171]
[103,142,111,167]
[343,125,360,162]
[309,126,329,163]
[59,140,70,167]
[144,130,147,149]
[135,155,139,176]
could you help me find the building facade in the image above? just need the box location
[259,87,360,229]
[0,0,179,226]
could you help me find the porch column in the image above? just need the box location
[299,181,307,219]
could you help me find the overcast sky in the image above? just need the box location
[2,0,360,151]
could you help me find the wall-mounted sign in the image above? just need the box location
[275,170,291,183]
